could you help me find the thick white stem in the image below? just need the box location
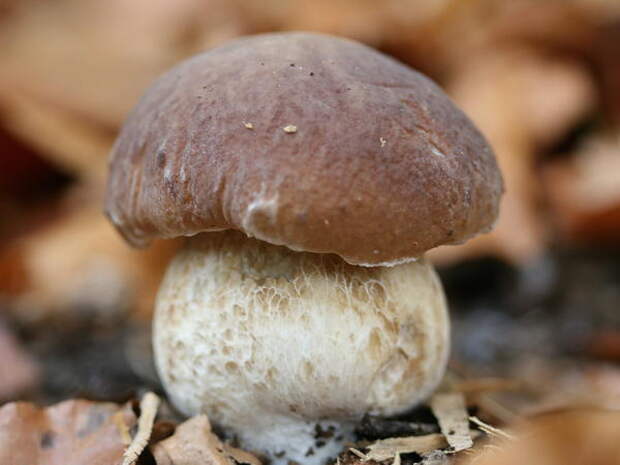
[239,417,355,465]
[153,231,449,463]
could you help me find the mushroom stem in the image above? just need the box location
[238,416,355,464]
[153,231,449,464]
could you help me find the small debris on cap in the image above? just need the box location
[380,137,387,147]
[283,125,298,133]
[243,122,254,130]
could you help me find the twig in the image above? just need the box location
[469,416,515,440]
[122,392,161,465]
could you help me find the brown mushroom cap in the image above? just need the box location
[105,32,503,266]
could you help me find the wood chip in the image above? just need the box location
[243,122,254,129]
[152,415,261,465]
[350,448,367,459]
[283,124,297,133]
[420,450,450,465]
[430,392,473,452]
[122,392,160,465]
[351,434,448,462]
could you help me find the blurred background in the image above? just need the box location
[0,0,619,462]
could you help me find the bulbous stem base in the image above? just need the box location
[153,231,449,464]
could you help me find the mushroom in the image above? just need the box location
[105,32,503,464]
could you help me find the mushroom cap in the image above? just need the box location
[105,32,503,266]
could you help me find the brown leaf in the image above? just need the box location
[542,135,620,244]
[151,414,261,465]
[0,398,137,465]
[429,50,548,265]
[0,0,246,128]
[0,322,39,400]
[430,46,596,265]
[459,410,620,465]
[3,203,179,323]
[399,0,597,76]
[0,0,247,196]
[587,331,620,362]
[0,122,70,243]
[1,90,112,185]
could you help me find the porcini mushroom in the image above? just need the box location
[105,33,503,464]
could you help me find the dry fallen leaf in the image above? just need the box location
[1,202,178,322]
[0,121,70,244]
[430,47,595,265]
[151,414,261,465]
[429,49,546,265]
[398,0,597,76]
[588,331,620,362]
[0,398,137,465]
[0,321,39,400]
[459,409,620,465]
[542,134,620,244]
[0,0,246,128]
[0,90,112,185]
[0,0,248,200]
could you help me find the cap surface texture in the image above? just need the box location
[105,32,503,265]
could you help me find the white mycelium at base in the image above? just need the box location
[154,231,449,464]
